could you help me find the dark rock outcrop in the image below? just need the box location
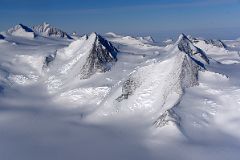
[0,34,5,40]
[80,32,118,79]
[43,52,57,68]
[204,39,226,48]
[177,34,209,66]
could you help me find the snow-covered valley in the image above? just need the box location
[0,23,240,160]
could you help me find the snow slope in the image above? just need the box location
[0,28,240,160]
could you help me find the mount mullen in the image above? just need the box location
[32,22,72,39]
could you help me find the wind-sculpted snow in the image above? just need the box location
[7,24,36,38]
[32,22,72,39]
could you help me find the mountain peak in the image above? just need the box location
[80,33,118,78]
[7,23,35,38]
[32,22,72,39]
[44,32,118,80]
[176,33,209,66]
[8,24,34,33]
[177,33,188,42]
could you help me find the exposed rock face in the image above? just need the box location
[116,76,141,102]
[177,34,209,66]
[80,33,118,79]
[7,24,36,38]
[188,35,227,49]
[32,22,72,39]
[154,109,180,127]
[0,34,5,40]
[43,52,57,68]
[204,39,226,48]
[44,32,118,81]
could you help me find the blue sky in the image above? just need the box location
[1,0,240,40]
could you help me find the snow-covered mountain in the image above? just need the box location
[7,24,36,38]
[1,27,240,160]
[114,34,204,127]
[32,22,72,39]
[43,32,118,93]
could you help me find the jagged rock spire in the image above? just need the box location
[176,33,209,66]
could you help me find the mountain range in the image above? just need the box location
[0,22,240,160]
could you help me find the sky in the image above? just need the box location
[0,0,240,40]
